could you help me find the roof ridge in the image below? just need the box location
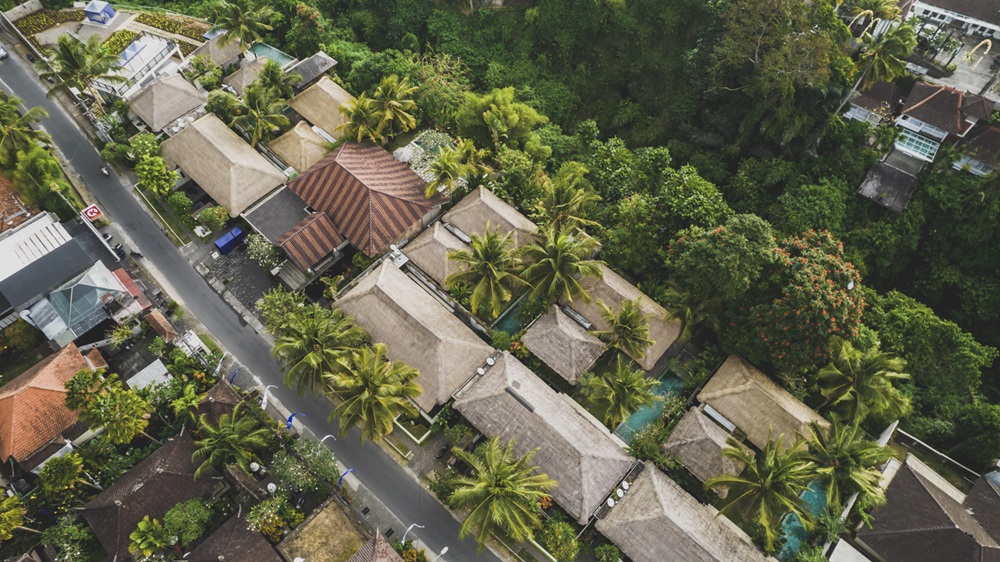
[905,84,946,114]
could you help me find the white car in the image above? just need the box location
[0,46,8,60]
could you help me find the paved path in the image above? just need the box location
[0,46,497,562]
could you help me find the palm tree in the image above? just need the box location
[705,435,817,552]
[192,401,271,478]
[37,34,124,97]
[232,85,290,146]
[171,383,207,424]
[84,386,157,445]
[519,227,603,306]
[0,94,48,166]
[370,74,418,139]
[0,495,39,540]
[660,283,720,343]
[817,337,911,422]
[39,452,100,497]
[328,343,423,443]
[446,227,529,319]
[844,0,900,34]
[338,93,385,144]
[805,420,892,512]
[254,59,301,99]
[208,0,275,51]
[834,23,916,115]
[272,308,367,396]
[591,298,655,359]
[533,162,601,232]
[449,438,557,546]
[64,368,115,412]
[425,145,469,199]
[580,355,661,428]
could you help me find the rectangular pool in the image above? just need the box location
[492,295,532,335]
[614,370,685,443]
[250,43,296,68]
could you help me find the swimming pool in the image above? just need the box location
[614,370,685,442]
[250,43,296,68]
[492,295,533,335]
[778,481,828,560]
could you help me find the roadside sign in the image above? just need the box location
[82,204,102,221]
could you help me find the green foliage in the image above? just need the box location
[166,191,192,219]
[136,156,179,198]
[580,355,661,428]
[271,437,340,493]
[163,499,212,546]
[42,516,99,562]
[455,87,549,158]
[538,515,579,562]
[952,402,1000,468]
[443,423,471,446]
[102,29,137,55]
[247,233,283,270]
[246,493,304,543]
[0,319,41,355]
[129,516,168,558]
[129,133,160,160]
[12,145,73,213]
[106,323,135,350]
[198,206,229,232]
[206,90,241,124]
[193,401,272,478]
[39,452,88,498]
[445,227,527,320]
[594,544,621,562]
[774,179,849,237]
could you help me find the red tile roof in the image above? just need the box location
[288,142,443,256]
[347,530,405,562]
[84,348,107,371]
[0,343,90,462]
[277,212,345,270]
[144,309,178,342]
[111,268,151,309]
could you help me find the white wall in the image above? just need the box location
[3,0,43,23]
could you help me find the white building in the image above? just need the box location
[92,32,180,101]
[908,0,1000,38]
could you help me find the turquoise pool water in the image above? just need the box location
[250,43,296,68]
[614,371,685,442]
[492,296,532,335]
[778,481,827,560]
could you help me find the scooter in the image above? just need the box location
[100,166,109,176]
[130,251,143,259]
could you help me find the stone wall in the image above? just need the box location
[3,0,43,23]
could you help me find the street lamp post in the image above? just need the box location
[402,523,424,543]
[319,435,337,451]
[431,547,449,562]
[213,351,230,378]
[260,385,277,410]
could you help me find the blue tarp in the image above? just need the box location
[214,226,245,255]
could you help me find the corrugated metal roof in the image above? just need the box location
[0,240,93,308]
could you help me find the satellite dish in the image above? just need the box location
[606,497,615,507]
[622,481,629,490]
[616,488,624,498]
[266,483,277,493]
[250,462,260,472]
[477,367,486,375]
[486,357,495,366]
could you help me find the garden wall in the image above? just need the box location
[3,0,41,22]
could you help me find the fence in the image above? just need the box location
[3,0,41,22]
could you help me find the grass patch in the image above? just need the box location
[0,352,41,385]
[136,187,192,245]
[198,333,222,356]
[279,501,366,562]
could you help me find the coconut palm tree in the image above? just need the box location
[660,283,720,343]
[192,401,271,478]
[208,0,275,51]
[0,94,48,166]
[254,59,301,99]
[171,383,207,424]
[446,227,529,319]
[39,452,100,497]
[0,495,39,540]
[338,93,385,144]
[328,343,423,443]
[705,435,817,553]
[64,368,115,412]
[232,85,290,146]
[449,438,557,546]
[835,23,916,115]
[519,227,603,306]
[591,298,655,360]
[805,419,892,512]
[84,386,158,445]
[272,307,367,397]
[581,355,661,428]
[425,145,469,199]
[370,74,418,139]
[533,162,601,232]
[844,0,900,34]
[817,337,911,422]
[37,34,124,97]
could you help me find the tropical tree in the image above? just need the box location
[84,386,156,445]
[449,438,557,546]
[0,495,38,540]
[135,156,179,198]
[425,145,469,199]
[129,516,169,558]
[208,0,275,51]
[272,307,367,396]
[192,401,271,478]
[705,436,817,552]
[844,0,901,34]
[64,368,115,412]
[171,383,206,424]
[232,85,290,146]
[817,337,911,422]
[0,94,48,166]
[835,23,917,114]
[39,453,99,497]
[533,162,601,232]
[328,343,422,443]
[805,420,892,512]
[519,227,603,306]
[254,59,301,99]
[445,227,529,319]
[37,34,124,96]
[369,74,418,139]
[591,298,654,359]
[338,93,385,144]
[660,283,720,343]
[580,355,661,428]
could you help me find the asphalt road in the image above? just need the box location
[0,50,495,561]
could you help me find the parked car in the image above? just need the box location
[0,46,9,60]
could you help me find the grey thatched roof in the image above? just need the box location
[522,305,605,384]
[161,114,285,216]
[697,356,829,450]
[269,121,329,172]
[663,407,749,496]
[403,221,468,287]
[128,74,207,133]
[335,260,493,412]
[222,56,267,96]
[454,351,635,524]
[442,186,538,247]
[563,265,680,370]
[597,467,774,562]
[288,76,356,138]
[289,51,338,90]
[189,35,242,67]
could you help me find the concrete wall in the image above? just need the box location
[3,0,43,23]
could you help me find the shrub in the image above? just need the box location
[594,544,621,562]
[538,516,580,562]
[136,156,179,197]
[102,29,137,54]
[443,423,471,446]
[247,233,284,270]
[42,516,99,562]
[166,191,192,217]
[198,206,229,231]
[129,133,160,159]
[163,499,212,545]
[247,494,304,543]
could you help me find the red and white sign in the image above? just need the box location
[82,204,103,221]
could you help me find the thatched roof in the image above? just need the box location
[222,57,267,96]
[522,305,605,384]
[288,76,356,138]
[403,222,467,286]
[454,351,635,524]
[562,265,680,370]
[336,260,493,412]
[128,74,206,133]
[269,121,329,172]
[289,51,338,90]
[189,35,242,67]
[161,114,285,217]
[697,356,829,450]
[442,186,538,247]
[596,467,774,562]
[663,408,749,495]
[188,513,281,562]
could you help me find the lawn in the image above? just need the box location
[278,499,367,562]
[0,351,41,385]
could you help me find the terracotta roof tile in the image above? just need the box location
[277,212,344,270]
[84,348,107,370]
[144,309,178,342]
[112,268,151,309]
[347,530,405,562]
